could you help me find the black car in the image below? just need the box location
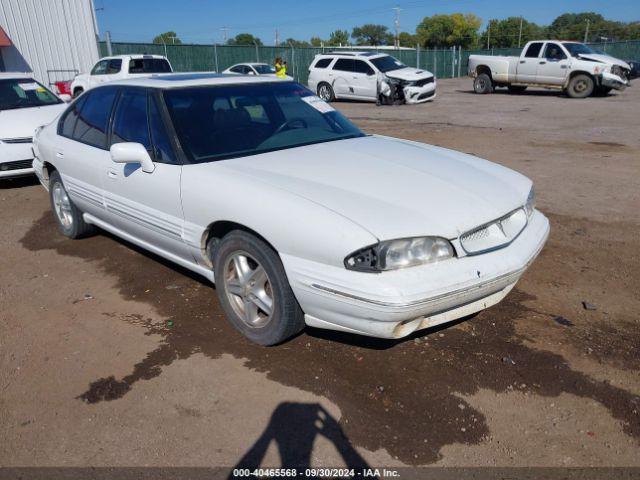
[627,60,640,79]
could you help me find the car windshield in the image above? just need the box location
[370,55,406,72]
[0,78,62,111]
[163,82,365,163]
[129,58,172,73]
[253,64,276,74]
[562,43,597,57]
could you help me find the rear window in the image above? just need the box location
[128,58,172,74]
[314,58,332,69]
[524,42,543,58]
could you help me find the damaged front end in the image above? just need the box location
[599,65,631,90]
[379,74,437,105]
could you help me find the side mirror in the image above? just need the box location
[110,142,155,173]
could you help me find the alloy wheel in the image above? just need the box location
[52,182,74,229]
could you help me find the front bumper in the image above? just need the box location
[403,80,437,104]
[283,209,549,339]
[0,143,35,178]
[599,72,630,90]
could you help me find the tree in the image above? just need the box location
[227,33,263,46]
[479,17,545,48]
[310,36,323,47]
[416,13,481,48]
[351,24,393,46]
[153,31,181,45]
[328,29,350,46]
[285,38,311,48]
[398,32,418,47]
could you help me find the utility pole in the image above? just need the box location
[393,6,401,48]
[220,26,229,44]
[518,17,523,48]
[275,28,279,46]
[584,20,590,43]
[486,23,490,50]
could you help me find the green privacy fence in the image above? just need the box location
[99,40,640,86]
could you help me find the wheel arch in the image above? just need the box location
[565,70,595,88]
[200,220,279,268]
[476,65,492,79]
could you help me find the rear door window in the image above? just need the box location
[524,42,543,58]
[111,88,151,150]
[72,87,118,148]
[332,58,354,72]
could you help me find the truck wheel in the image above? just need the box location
[473,74,493,94]
[508,85,527,94]
[566,74,594,98]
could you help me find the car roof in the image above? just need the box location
[316,51,386,59]
[0,72,36,80]
[104,72,289,88]
[99,54,168,60]
[228,63,270,68]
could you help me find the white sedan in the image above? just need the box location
[33,74,549,345]
[0,73,66,178]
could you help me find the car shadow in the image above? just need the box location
[0,176,40,189]
[231,402,372,474]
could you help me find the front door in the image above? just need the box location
[537,42,570,85]
[102,87,191,260]
[516,42,544,83]
[351,60,378,99]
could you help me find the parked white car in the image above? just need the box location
[0,73,66,178]
[33,74,548,345]
[70,54,172,97]
[308,52,436,104]
[468,40,631,98]
[223,63,277,76]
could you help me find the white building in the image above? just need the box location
[0,0,100,88]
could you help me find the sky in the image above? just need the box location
[95,0,640,44]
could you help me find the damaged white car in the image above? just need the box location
[33,75,547,346]
[469,40,631,98]
[308,52,436,104]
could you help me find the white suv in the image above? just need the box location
[70,54,172,97]
[307,51,436,104]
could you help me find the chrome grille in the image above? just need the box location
[1,137,33,144]
[460,209,527,255]
[413,77,434,87]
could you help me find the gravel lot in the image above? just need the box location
[1,77,638,468]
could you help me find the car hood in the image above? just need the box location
[578,53,631,69]
[219,135,531,240]
[0,103,66,139]
[385,67,434,81]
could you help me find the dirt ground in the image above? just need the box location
[1,78,639,469]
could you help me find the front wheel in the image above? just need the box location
[473,73,493,94]
[566,74,594,98]
[212,231,305,345]
[317,82,335,102]
[49,171,96,239]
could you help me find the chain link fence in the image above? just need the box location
[99,40,640,86]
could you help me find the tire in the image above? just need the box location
[473,73,493,94]
[49,170,96,239]
[212,230,305,345]
[508,85,527,94]
[566,74,594,98]
[317,82,335,102]
[72,88,83,98]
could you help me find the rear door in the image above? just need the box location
[537,42,570,85]
[102,87,190,259]
[331,58,355,97]
[55,86,118,217]
[516,42,543,83]
[351,60,377,99]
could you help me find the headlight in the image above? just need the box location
[525,186,536,218]
[345,237,454,272]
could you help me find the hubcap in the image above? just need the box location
[476,79,485,91]
[52,183,73,229]
[575,80,588,93]
[224,252,274,328]
[319,85,330,100]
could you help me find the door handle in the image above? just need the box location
[55,151,64,158]
[107,169,118,179]
[519,60,526,64]
[539,61,547,64]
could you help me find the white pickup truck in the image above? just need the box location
[468,40,631,98]
[70,54,172,98]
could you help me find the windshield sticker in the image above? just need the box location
[18,82,39,91]
[302,95,335,114]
